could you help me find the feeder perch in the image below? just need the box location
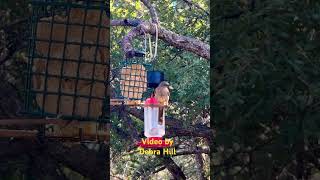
[144,97,165,137]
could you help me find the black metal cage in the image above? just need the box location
[111,57,152,102]
[25,0,110,121]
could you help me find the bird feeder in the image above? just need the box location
[110,22,166,107]
[147,70,164,88]
[24,0,109,122]
[144,97,165,137]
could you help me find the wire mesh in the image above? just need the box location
[111,58,153,103]
[24,0,110,122]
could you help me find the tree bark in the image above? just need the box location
[195,149,207,180]
[161,156,186,180]
[118,20,210,60]
[121,107,213,139]
[140,0,159,24]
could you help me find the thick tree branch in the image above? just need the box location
[111,19,142,27]
[161,156,186,180]
[153,165,166,174]
[166,124,212,139]
[46,141,108,180]
[118,20,209,60]
[195,146,207,180]
[29,149,69,180]
[112,0,209,59]
[175,146,209,156]
[118,107,213,139]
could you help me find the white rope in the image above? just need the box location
[148,33,152,60]
[142,22,159,62]
[153,24,158,60]
[143,29,147,61]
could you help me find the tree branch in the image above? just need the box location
[153,165,166,174]
[182,0,209,16]
[28,149,69,180]
[120,107,213,139]
[175,146,209,156]
[111,19,142,27]
[195,148,207,180]
[140,0,159,24]
[161,156,186,180]
[119,20,209,60]
[46,141,108,180]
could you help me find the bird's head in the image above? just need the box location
[159,81,173,90]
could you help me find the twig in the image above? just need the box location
[140,0,159,24]
[181,0,209,16]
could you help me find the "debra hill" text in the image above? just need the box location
[138,147,176,155]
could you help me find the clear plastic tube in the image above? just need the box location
[144,106,165,137]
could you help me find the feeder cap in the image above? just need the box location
[145,97,159,105]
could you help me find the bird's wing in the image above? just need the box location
[155,87,170,105]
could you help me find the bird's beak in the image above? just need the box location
[169,86,174,90]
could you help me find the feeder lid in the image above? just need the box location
[145,97,159,105]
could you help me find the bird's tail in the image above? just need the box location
[159,106,163,125]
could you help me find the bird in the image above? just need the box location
[154,81,173,125]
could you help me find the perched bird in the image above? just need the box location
[154,81,173,125]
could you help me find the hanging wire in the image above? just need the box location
[153,24,158,60]
[148,33,153,60]
[147,23,159,70]
[142,28,148,62]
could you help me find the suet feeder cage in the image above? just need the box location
[111,56,154,106]
[24,0,109,122]
[110,24,165,106]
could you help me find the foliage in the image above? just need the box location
[111,0,210,179]
[212,0,320,179]
[0,0,210,179]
